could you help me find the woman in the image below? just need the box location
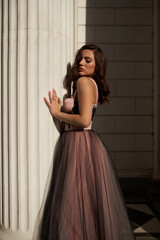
[34,44,135,239]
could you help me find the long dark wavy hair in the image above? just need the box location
[69,44,110,104]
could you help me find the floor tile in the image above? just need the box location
[126,202,160,240]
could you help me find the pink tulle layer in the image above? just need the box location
[33,130,135,240]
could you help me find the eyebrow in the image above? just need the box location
[84,56,92,60]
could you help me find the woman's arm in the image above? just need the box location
[44,77,95,128]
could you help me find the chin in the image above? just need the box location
[78,72,85,75]
[78,73,84,77]
[78,73,92,77]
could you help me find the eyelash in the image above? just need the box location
[79,58,91,64]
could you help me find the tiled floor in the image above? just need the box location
[127,202,160,240]
[121,178,160,240]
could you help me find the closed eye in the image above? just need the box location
[85,57,92,63]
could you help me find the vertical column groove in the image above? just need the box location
[0,0,2,226]
[16,0,19,231]
[2,0,9,229]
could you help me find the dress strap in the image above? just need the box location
[89,78,99,104]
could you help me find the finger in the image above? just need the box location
[53,88,56,93]
[58,97,62,105]
[44,97,51,108]
[48,91,52,102]
[52,88,57,99]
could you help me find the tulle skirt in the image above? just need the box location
[33,130,135,240]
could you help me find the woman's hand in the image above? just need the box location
[44,88,62,117]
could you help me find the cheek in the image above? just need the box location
[90,63,95,72]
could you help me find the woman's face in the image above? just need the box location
[78,49,96,77]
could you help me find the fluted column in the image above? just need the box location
[0,0,75,239]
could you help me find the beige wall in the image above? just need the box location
[76,0,154,178]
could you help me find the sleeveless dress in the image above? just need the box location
[33,78,135,240]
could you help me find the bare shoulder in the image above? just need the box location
[77,77,97,103]
[77,77,95,90]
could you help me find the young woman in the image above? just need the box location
[34,44,135,240]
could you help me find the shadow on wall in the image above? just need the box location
[85,0,154,178]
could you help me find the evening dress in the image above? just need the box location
[33,78,135,240]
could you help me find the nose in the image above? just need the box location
[79,58,84,66]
